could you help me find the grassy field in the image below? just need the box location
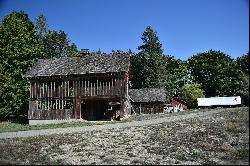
[0,108,204,133]
[0,107,248,165]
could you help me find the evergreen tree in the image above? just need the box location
[136,26,165,88]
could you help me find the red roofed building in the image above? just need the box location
[171,98,190,112]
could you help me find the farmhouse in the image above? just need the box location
[26,53,131,124]
[129,88,166,114]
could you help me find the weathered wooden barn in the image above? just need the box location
[26,53,131,124]
[129,88,166,114]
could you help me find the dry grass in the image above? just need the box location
[0,107,248,165]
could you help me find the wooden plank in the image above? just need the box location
[42,82,45,98]
[53,81,55,97]
[93,80,95,96]
[108,81,110,95]
[90,80,92,96]
[114,78,117,95]
[30,82,32,99]
[75,98,80,119]
[84,79,86,96]
[87,79,90,96]
[58,82,60,98]
[111,78,114,95]
[78,80,80,96]
[102,81,104,96]
[67,80,69,97]
[81,79,83,96]
[64,80,66,98]
[34,81,36,99]
[96,78,99,96]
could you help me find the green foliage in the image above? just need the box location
[188,50,249,106]
[179,83,205,108]
[162,56,192,101]
[233,148,249,159]
[188,50,233,97]
[0,11,41,119]
[134,26,165,88]
[131,26,192,103]
[40,30,78,58]
[235,52,249,76]
[35,15,79,58]
[35,14,48,36]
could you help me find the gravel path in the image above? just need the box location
[0,108,230,139]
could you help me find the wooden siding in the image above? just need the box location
[28,72,128,120]
[28,101,73,120]
[29,76,125,99]
[132,102,164,114]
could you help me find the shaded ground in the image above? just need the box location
[0,107,249,165]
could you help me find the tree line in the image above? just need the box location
[0,11,249,120]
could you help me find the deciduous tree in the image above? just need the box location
[0,11,41,119]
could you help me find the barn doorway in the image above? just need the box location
[81,99,120,121]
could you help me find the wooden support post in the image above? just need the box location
[48,99,50,110]
[45,82,47,98]
[53,81,55,97]
[91,79,93,96]
[102,81,104,96]
[61,81,63,98]
[68,80,70,97]
[42,82,45,98]
[75,80,78,97]
[93,80,95,96]
[81,79,83,96]
[30,82,32,99]
[96,79,98,96]
[38,82,42,99]
[114,78,116,95]
[87,79,90,96]
[63,80,65,97]
[59,99,61,109]
[62,99,64,109]
[84,79,86,96]
[34,81,36,99]
[51,82,52,98]
[108,81,110,95]
[78,80,80,96]
[111,78,113,96]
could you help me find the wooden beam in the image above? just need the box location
[91,80,93,96]
[108,81,110,95]
[87,79,90,96]
[96,79,98,96]
[81,79,83,96]
[30,82,32,99]
[67,80,69,97]
[50,82,52,98]
[84,79,86,96]
[42,82,45,98]
[34,81,36,99]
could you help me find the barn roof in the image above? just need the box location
[26,53,130,78]
[129,88,166,102]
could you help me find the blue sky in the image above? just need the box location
[0,0,249,60]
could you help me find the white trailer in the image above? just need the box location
[197,96,241,107]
